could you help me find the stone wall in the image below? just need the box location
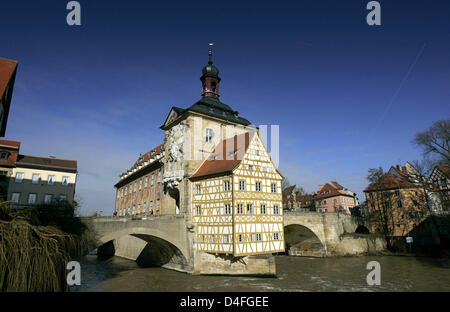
[193,252,276,276]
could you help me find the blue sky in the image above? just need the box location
[1,0,449,215]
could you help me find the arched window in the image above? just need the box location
[211,81,216,93]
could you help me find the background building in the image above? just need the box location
[0,139,77,207]
[314,182,358,214]
[0,57,18,137]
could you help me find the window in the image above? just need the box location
[255,150,260,156]
[238,234,243,243]
[139,179,142,190]
[224,204,231,215]
[47,175,55,185]
[211,235,215,243]
[151,173,154,186]
[224,235,229,244]
[395,190,400,196]
[158,171,162,182]
[247,204,253,214]
[195,184,201,194]
[324,208,328,212]
[397,200,403,208]
[144,202,147,212]
[239,180,245,191]
[196,205,201,216]
[150,201,154,212]
[15,172,24,183]
[59,195,67,202]
[256,182,261,192]
[274,233,280,240]
[145,176,148,187]
[274,205,279,215]
[44,194,52,204]
[224,180,230,191]
[156,199,160,211]
[205,128,213,143]
[0,151,8,160]
[201,235,205,243]
[134,182,137,192]
[28,193,37,204]
[62,176,70,186]
[138,204,141,213]
[251,234,256,242]
[211,81,216,93]
[260,204,266,214]
[413,200,418,207]
[11,193,20,203]
[271,183,277,193]
[32,174,40,184]
[256,233,262,241]
[249,165,253,171]
[237,204,243,214]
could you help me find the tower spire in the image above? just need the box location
[208,43,214,65]
[201,43,221,98]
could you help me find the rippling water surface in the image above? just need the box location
[70,254,450,292]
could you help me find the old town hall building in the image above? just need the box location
[114,47,285,256]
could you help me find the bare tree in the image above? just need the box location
[282,177,291,190]
[412,119,450,165]
[367,167,384,184]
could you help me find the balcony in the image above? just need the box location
[163,170,184,188]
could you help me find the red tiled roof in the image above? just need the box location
[0,57,18,99]
[437,164,450,178]
[190,131,256,180]
[0,139,20,166]
[131,143,164,170]
[15,154,77,173]
[282,185,296,197]
[364,173,417,192]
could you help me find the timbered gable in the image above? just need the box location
[190,131,285,257]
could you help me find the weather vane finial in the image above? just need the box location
[208,43,214,64]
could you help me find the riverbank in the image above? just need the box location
[0,203,92,291]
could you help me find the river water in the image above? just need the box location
[70,254,450,292]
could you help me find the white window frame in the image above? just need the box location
[15,172,24,183]
[196,205,201,216]
[239,180,245,191]
[224,204,231,215]
[261,204,266,214]
[44,194,53,204]
[256,182,261,192]
[28,193,37,204]
[62,176,70,186]
[274,205,279,215]
[47,175,55,185]
[205,128,213,143]
[11,192,20,203]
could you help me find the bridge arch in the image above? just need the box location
[95,226,189,269]
[283,223,327,257]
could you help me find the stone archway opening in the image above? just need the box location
[355,225,370,234]
[284,224,326,257]
[168,188,180,214]
[95,233,189,272]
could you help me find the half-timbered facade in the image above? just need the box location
[190,131,285,257]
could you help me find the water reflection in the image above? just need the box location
[70,254,450,292]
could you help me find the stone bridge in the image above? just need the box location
[82,212,384,274]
